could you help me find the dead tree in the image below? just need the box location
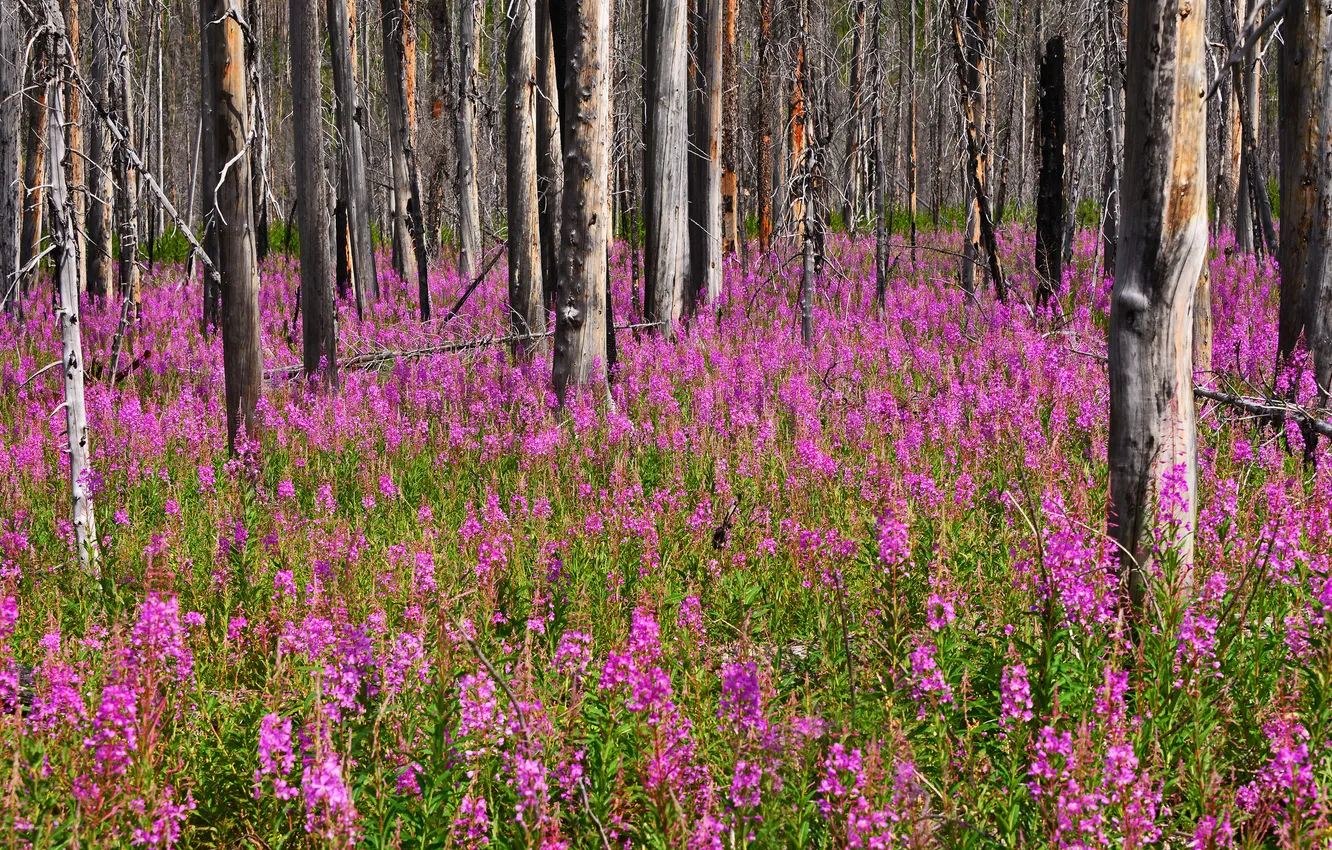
[1108,0,1208,606]
[1101,1,1123,277]
[507,0,547,356]
[328,0,378,311]
[382,0,430,316]
[18,15,47,304]
[1303,10,1332,405]
[689,0,723,309]
[951,1,1006,302]
[1035,35,1064,303]
[204,0,264,452]
[1276,0,1324,365]
[199,0,221,328]
[843,0,868,232]
[292,0,338,382]
[0,0,19,313]
[60,0,83,279]
[40,5,97,567]
[753,0,774,251]
[1234,0,1258,253]
[720,0,738,254]
[536,0,562,308]
[107,0,139,379]
[457,0,482,282]
[643,0,688,332]
[83,0,112,301]
[873,0,889,305]
[552,0,611,405]
[906,0,917,255]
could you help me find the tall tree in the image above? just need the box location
[199,0,221,328]
[204,0,264,452]
[552,0,611,405]
[1276,0,1324,364]
[328,0,378,311]
[905,0,917,255]
[720,0,739,254]
[0,0,19,313]
[292,0,338,381]
[1233,0,1258,254]
[842,0,867,232]
[507,0,547,356]
[1035,36,1064,302]
[1101,0,1123,277]
[956,0,990,294]
[457,0,482,282]
[689,0,723,308]
[643,0,688,332]
[18,19,47,304]
[1108,0,1208,606]
[1301,2,1332,404]
[60,0,84,281]
[107,0,140,378]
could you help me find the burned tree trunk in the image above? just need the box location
[720,0,738,254]
[689,0,723,309]
[753,0,774,252]
[61,0,84,281]
[1101,1,1123,277]
[457,0,482,282]
[19,32,47,304]
[643,0,689,333]
[552,0,611,405]
[1108,0,1208,606]
[0,0,19,313]
[1276,0,1324,364]
[328,0,378,311]
[906,0,917,254]
[951,3,1006,302]
[1035,36,1064,303]
[1303,9,1332,404]
[1234,0,1258,254]
[873,0,888,307]
[536,0,562,309]
[107,0,140,379]
[382,0,427,311]
[507,0,547,357]
[84,0,112,301]
[842,0,867,232]
[41,13,97,566]
[292,0,338,382]
[204,0,264,452]
[199,0,221,328]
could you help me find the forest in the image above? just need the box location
[2,0,1332,844]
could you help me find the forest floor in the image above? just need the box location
[0,226,1329,848]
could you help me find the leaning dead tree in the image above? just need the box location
[204,0,265,452]
[506,0,547,357]
[39,0,98,567]
[1108,0,1208,606]
[0,0,19,314]
[643,0,688,333]
[552,0,611,405]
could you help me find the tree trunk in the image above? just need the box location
[41,20,98,567]
[0,0,20,313]
[107,0,139,379]
[1276,0,1324,365]
[873,0,888,306]
[843,0,867,232]
[536,0,562,308]
[456,0,482,282]
[906,0,917,255]
[688,0,722,309]
[204,0,265,452]
[643,0,689,332]
[1214,0,1239,233]
[1194,263,1213,373]
[292,0,338,382]
[796,0,813,345]
[1302,6,1332,404]
[328,0,378,311]
[19,35,47,304]
[720,0,738,254]
[1036,36,1064,302]
[1108,0,1207,606]
[1101,1,1123,278]
[61,0,84,285]
[552,0,611,405]
[199,0,221,328]
[246,0,270,265]
[84,0,113,301]
[383,0,424,302]
[754,0,773,251]
[952,5,1006,302]
[507,0,547,357]
[1234,0,1256,254]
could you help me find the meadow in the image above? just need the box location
[0,227,1328,848]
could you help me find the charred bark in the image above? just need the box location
[507,0,547,357]
[1036,36,1064,302]
[643,0,689,332]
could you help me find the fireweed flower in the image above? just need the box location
[719,661,766,734]
[302,748,358,843]
[454,794,491,846]
[130,786,196,848]
[254,713,297,801]
[908,641,953,714]
[1000,664,1033,729]
[85,683,138,776]
[130,594,193,681]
